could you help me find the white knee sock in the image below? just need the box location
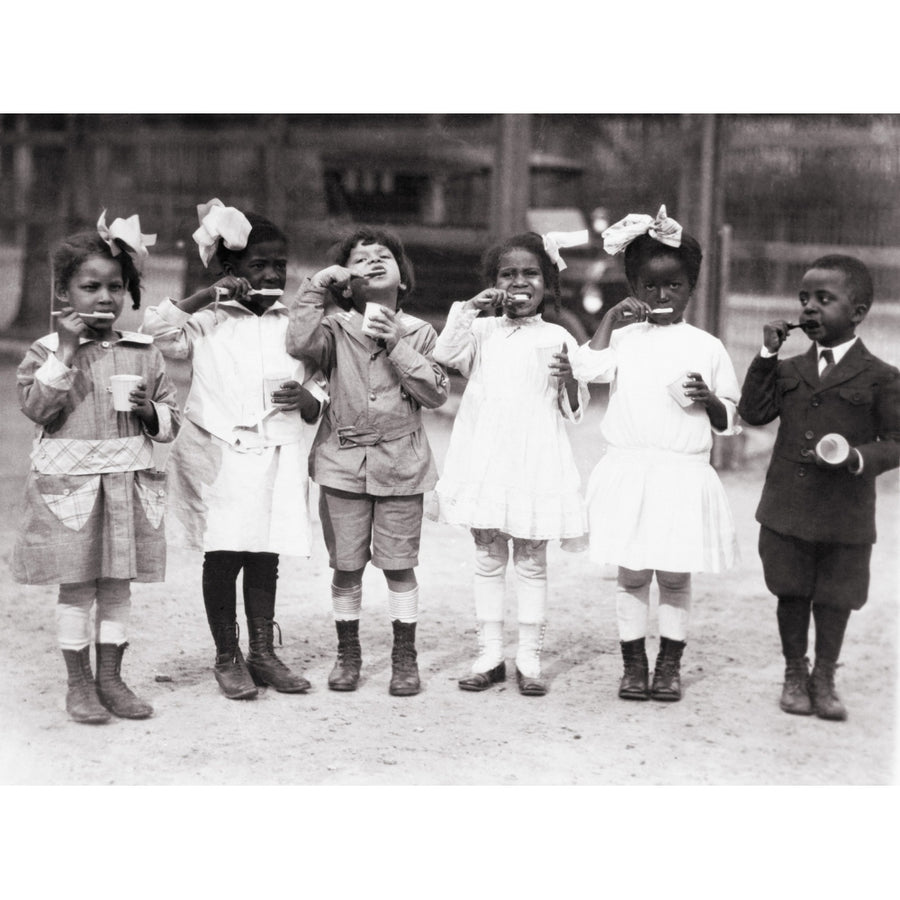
[514,564,547,678]
[616,567,652,641]
[388,586,419,623]
[471,535,508,671]
[332,583,362,621]
[96,578,132,645]
[57,581,95,652]
[657,572,691,641]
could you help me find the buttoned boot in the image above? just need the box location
[809,659,847,721]
[780,656,813,715]
[618,638,650,700]
[95,642,154,719]
[212,622,258,700]
[389,620,420,696]
[328,619,362,691]
[515,622,548,696]
[62,647,110,725]
[650,637,686,701]
[246,618,311,693]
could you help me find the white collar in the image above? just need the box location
[816,335,857,365]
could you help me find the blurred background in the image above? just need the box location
[1,112,898,380]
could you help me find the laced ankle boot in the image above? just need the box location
[245,618,311,693]
[328,619,362,691]
[809,659,847,721]
[213,622,258,700]
[95,642,154,719]
[62,647,110,725]
[618,638,650,700]
[389,620,420,696]
[651,637,686,701]
[780,656,812,715]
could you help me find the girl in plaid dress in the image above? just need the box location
[13,215,180,725]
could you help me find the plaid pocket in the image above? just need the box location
[36,474,101,532]
[134,469,167,529]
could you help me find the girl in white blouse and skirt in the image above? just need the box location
[571,207,740,702]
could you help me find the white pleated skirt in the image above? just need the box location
[585,445,738,573]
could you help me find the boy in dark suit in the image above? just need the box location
[739,255,900,721]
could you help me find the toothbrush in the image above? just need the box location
[51,310,116,319]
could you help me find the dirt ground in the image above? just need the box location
[0,342,896,789]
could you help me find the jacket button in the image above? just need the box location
[798,469,807,477]
[101,341,111,349]
[804,430,814,440]
[371,353,378,360]
[369,392,376,401]
[811,399,820,407]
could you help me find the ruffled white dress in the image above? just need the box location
[430,303,588,541]
[571,321,740,573]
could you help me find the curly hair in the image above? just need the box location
[808,254,874,309]
[480,232,561,315]
[330,226,415,307]
[623,232,704,291]
[52,232,143,309]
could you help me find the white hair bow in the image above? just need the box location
[192,198,252,268]
[96,211,157,271]
[601,204,683,256]
[542,229,589,271]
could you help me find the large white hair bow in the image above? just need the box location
[96,210,157,271]
[601,204,683,256]
[542,229,589,271]
[192,198,252,268]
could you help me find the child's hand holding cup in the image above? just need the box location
[814,433,856,469]
[109,374,144,412]
[361,303,386,338]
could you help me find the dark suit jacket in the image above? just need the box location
[738,339,900,544]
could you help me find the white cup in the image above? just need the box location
[263,373,293,410]
[361,302,384,338]
[109,374,142,412]
[667,372,694,408]
[815,433,850,465]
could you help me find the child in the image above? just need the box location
[142,199,326,700]
[738,255,900,721]
[431,231,589,696]
[286,227,448,696]
[571,206,741,702]
[13,212,179,724]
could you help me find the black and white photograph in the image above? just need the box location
[0,6,896,896]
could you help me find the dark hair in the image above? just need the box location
[52,231,143,309]
[480,231,561,315]
[808,254,874,309]
[330,226,415,306]
[215,212,288,269]
[623,231,704,291]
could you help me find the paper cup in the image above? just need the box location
[110,374,142,411]
[361,302,384,338]
[263,373,293,410]
[815,433,850,465]
[667,373,694,408]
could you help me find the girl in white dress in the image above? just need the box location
[432,231,589,696]
[571,206,740,702]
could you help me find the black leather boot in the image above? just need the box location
[245,618,311,693]
[95,642,154,719]
[780,656,813,715]
[618,638,650,700]
[62,648,110,725]
[328,619,362,691]
[809,659,847,721]
[389,620,420,696]
[213,622,258,700]
[650,637,686,702]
